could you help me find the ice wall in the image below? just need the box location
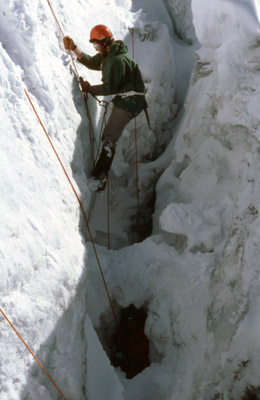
[192,0,260,47]
[0,0,176,399]
[163,0,196,44]
[152,0,260,398]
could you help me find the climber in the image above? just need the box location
[63,24,148,191]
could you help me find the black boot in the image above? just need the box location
[91,141,115,191]
[92,141,115,178]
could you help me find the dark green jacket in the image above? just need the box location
[78,40,147,116]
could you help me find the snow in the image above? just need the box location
[1,0,260,399]
[192,0,260,47]
[85,315,124,400]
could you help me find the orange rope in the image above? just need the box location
[46,0,96,166]
[134,116,141,242]
[107,174,111,250]
[46,0,65,36]
[131,28,135,60]
[131,29,141,242]
[0,308,67,400]
[82,92,95,165]
[24,89,118,326]
[46,0,79,80]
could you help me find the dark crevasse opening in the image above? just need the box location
[242,387,260,400]
[96,304,151,379]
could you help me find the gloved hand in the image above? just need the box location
[79,77,90,93]
[63,36,76,51]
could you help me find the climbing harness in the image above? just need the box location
[123,96,136,118]
[107,89,150,128]
[0,307,68,400]
[112,91,151,129]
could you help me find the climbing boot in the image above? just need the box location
[92,140,115,180]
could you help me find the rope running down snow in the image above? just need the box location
[107,174,111,250]
[45,0,117,318]
[24,89,118,327]
[0,307,68,400]
[131,28,142,242]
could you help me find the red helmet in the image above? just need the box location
[89,24,113,43]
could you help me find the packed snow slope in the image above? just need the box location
[1,0,260,399]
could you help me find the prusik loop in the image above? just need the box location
[0,308,68,400]
[24,89,118,327]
